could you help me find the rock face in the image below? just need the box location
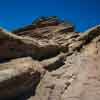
[0,16,100,100]
[0,57,42,100]
[0,17,74,60]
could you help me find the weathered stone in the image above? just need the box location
[0,29,60,60]
[0,57,41,100]
[41,53,65,71]
[0,17,75,61]
[0,17,100,100]
[27,25,100,100]
[13,16,74,33]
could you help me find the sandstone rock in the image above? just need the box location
[13,16,74,33]
[0,29,60,60]
[29,25,100,100]
[0,57,42,100]
[40,53,65,71]
[0,17,100,100]
[0,17,75,61]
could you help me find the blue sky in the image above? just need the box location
[0,0,99,31]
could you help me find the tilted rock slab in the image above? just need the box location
[0,57,41,100]
[28,25,100,100]
[0,17,100,100]
[0,17,75,60]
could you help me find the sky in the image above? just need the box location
[0,0,99,32]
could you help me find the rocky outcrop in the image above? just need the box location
[0,16,100,100]
[0,57,41,100]
[27,25,100,100]
[13,16,74,33]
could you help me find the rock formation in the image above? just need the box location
[0,16,100,100]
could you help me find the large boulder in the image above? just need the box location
[0,57,41,99]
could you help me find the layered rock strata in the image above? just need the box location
[0,16,100,100]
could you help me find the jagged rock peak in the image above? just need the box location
[12,16,74,33]
[32,16,60,24]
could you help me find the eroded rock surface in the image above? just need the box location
[0,16,100,100]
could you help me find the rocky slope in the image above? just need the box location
[0,16,100,100]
